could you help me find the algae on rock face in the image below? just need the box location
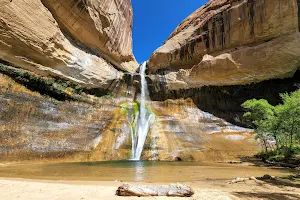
[0,63,112,102]
[120,101,156,160]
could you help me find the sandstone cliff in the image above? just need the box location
[0,0,137,88]
[0,72,257,161]
[41,0,137,71]
[148,0,300,90]
[1,0,296,162]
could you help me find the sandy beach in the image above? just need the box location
[1,177,299,200]
[0,161,299,200]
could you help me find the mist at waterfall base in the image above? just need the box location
[131,62,154,160]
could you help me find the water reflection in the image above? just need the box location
[133,161,145,181]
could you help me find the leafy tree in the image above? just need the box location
[242,90,300,158]
[242,99,275,151]
[278,91,300,150]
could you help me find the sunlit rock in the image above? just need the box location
[41,0,137,72]
[148,0,300,90]
[0,73,133,161]
[0,74,258,161]
[140,99,258,161]
[0,0,137,89]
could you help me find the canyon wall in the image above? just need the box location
[148,0,300,90]
[0,73,132,161]
[148,0,300,125]
[41,0,137,72]
[4,0,299,161]
[0,72,257,161]
[0,0,140,161]
[0,0,137,89]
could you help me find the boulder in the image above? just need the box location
[116,183,194,197]
[148,0,300,90]
[258,174,276,180]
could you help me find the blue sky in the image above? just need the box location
[131,0,208,63]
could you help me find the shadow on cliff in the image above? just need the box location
[148,70,300,127]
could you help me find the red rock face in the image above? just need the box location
[148,0,300,90]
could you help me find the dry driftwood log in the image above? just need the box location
[116,183,194,197]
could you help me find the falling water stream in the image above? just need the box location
[131,62,154,160]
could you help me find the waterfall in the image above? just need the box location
[131,61,154,160]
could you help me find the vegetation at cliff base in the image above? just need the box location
[0,62,111,101]
[242,89,300,162]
